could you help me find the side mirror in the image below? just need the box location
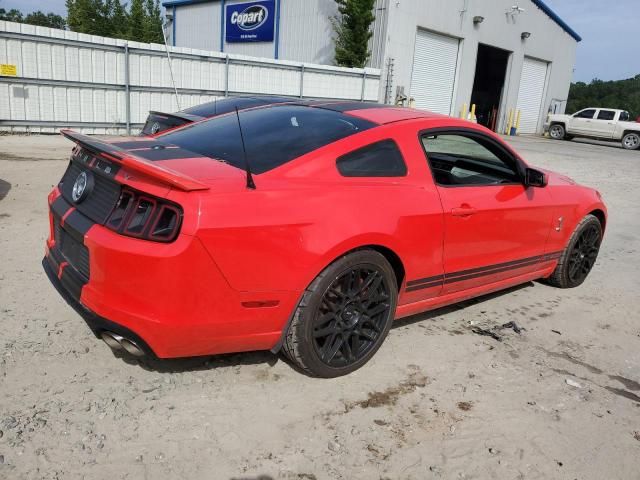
[525,168,547,187]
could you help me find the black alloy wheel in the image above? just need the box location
[547,214,603,288]
[566,223,601,285]
[312,267,391,368]
[282,250,397,377]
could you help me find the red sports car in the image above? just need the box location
[43,102,607,377]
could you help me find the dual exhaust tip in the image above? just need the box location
[100,331,145,357]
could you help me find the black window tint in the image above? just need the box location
[597,110,616,120]
[337,140,407,177]
[619,111,630,121]
[575,109,596,119]
[421,133,520,186]
[158,105,376,173]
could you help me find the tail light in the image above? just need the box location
[107,188,182,242]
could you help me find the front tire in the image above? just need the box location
[622,132,640,150]
[546,214,602,288]
[282,250,398,378]
[549,124,566,140]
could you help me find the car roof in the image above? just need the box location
[179,95,299,118]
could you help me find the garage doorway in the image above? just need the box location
[470,44,510,131]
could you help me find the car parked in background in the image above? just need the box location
[140,95,298,135]
[545,108,640,150]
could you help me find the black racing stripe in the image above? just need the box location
[544,251,563,260]
[405,250,565,292]
[64,210,94,239]
[59,264,85,301]
[51,195,72,218]
[317,102,390,112]
[110,140,165,150]
[444,258,542,285]
[131,147,203,161]
[406,274,444,287]
[47,248,61,271]
[445,254,547,280]
[406,280,443,293]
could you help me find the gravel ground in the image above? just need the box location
[0,133,639,480]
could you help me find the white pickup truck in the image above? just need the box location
[545,108,640,150]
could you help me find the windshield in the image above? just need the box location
[158,105,376,174]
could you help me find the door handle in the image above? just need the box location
[451,206,477,217]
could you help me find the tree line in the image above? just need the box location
[567,75,640,119]
[0,0,164,44]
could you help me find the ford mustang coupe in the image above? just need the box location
[43,102,606,377]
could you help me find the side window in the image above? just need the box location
[597,110,616,121]
[337,139,407,177]
[619,111,630,122]
[574,109,596,119]
[421,133,520,186]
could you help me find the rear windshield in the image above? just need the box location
[158,105,376,174]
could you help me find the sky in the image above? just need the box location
[2,0,638,82]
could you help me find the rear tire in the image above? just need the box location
[282,250,397,378]
[622,132,640,150]
[549,124,566,140]
[546,214,602,288]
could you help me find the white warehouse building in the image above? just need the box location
[165,0,581,134]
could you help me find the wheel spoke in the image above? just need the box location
[341,336,354,362]
[322,334,343,362]
[357,328,377,342]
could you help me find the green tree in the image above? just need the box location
[0,8,24,22]
[142,0,164,43]
[567,75,640,119]
[332,0,376,68]
[111,0,129,39]
[24,11,67,29]
[66,0,103,35]
[127,0,145,41]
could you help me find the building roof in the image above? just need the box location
[162,0,582,43]
[530,0,582,42]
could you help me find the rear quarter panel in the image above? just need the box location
[194,123,445,304]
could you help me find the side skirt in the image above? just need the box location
[395,266,555,320]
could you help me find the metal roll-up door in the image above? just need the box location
[409,30,459,115]
[516,57,549,134]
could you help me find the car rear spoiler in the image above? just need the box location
[60,129,210,192]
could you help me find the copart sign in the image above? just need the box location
[225,1,275,43]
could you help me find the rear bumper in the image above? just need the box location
[44,190,298,359]
[42,257,156,357]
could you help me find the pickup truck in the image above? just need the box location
[545,108,640,150]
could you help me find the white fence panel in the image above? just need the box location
[0,21,381,134]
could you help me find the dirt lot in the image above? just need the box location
[1,133,639,480]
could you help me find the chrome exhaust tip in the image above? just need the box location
[100,331,145,357]
[101,331,125,351]
[120,338,145,357]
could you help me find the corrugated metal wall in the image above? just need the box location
[0,21,381,134]
[278,0,337,65]
[174,2,221,52]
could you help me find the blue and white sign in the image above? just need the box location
[225,1,275,43]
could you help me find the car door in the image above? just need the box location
[420,129,554,295]
[591,109,617,138]
[569,109,597,135]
